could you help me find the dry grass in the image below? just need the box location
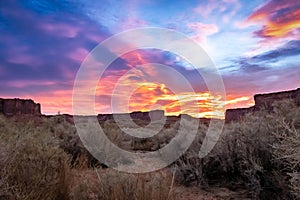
[0,116,70,200]
[0,115,179,200]
[70,168,178,200]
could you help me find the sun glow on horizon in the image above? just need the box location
[1,0,299,118]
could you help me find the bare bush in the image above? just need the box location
[0,115,70,200]
[288,173,300,199]
[175,100,300,199]
[271,100,300,199]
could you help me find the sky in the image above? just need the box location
[0,0,299,118]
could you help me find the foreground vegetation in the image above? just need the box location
[0,99,299,199]
[175,100,300,199]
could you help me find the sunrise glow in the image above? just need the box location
[1,0,299,118]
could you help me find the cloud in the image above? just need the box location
[0,1,109,81]
[187,22,219,43]
[245,0,300,39]
[194,0,240,18]
[227,39,300,75]
[237,59,268,73]
[194,0,241,24]
[251,40,300,62]
[221,62,300,106]
[0,0,111,113]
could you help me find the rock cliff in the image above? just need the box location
[0,98,41,116]
[97,110,165,121]
[225,88,300,123]
[254,88,300,110]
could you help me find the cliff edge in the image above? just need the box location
[0,98,41,116]
[225,88,300,123]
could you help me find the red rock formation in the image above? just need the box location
[0,98,41,116]
[225,88,300,123]
[225,106,255,123]
[254,88,300,110]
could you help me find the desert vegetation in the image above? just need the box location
[175,99,300,199]
[0,99,299,199]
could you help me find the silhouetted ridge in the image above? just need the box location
[0,98,41,116]
[225,88,300,122]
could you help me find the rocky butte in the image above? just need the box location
[0,98,41,116]
[97,110,165,122]
[225,88,300,123]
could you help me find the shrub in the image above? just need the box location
[175,99,300,199]
[0,115,70,200]
[271,100,300,199]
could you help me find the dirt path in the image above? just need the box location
[175,186,251,200]
[175,186,218,200]
[70,169,250,200]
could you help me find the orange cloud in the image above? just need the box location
[74,55,254,118]
[127,83,250,119]
[8,81,252,119]
[245,0,300,39]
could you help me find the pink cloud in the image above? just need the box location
[244,0,300,39]
[5,44,43,67]
[118,17,148,31]
[187,22,219,43]
[68,47,90,62]
[194,0,220,18]
[7,54,35,64]
[7,80,57,88]
[86,32,105,43]
[241,0,300,54]
[41,22,81,38]
[194,0,240,20]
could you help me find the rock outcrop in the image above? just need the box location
[225,88,300,123]
[254,88,300,110]
[0,98,41,116]
[225,107,255,123]
[98,110,165,121]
